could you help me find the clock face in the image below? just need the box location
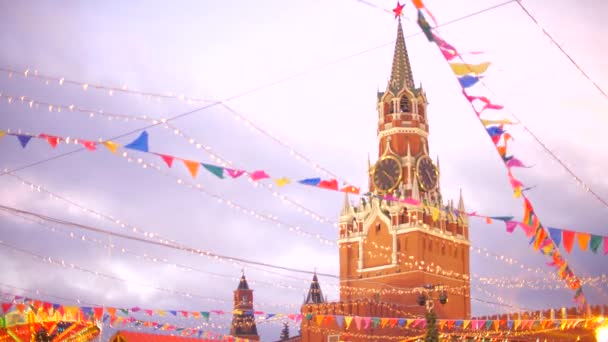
[372,156,402,193]
[416,156,438,191]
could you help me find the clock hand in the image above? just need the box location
[382,170,394,183]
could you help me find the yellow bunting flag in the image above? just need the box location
[513,320,520,331]
[316,315,325,326]
[0,131,5,140]
[450,62,491,76]
[577,233,591,251]
[513,186,522,198]
[157,310,165,316]
[183,160,200,178]
[103,141,119,153]
[274,177,291,187]
[344,316,353,329]
[462,320,470,330]
[429,207,441,221]
[481,119,515,126]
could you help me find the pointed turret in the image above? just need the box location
[458,189,466,215]
[411,176,420,201]
[387,19,415,95]
[237,273,250,290]
[341,192,351,216]
[304,273,325,304]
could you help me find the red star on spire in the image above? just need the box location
[393,2,405,19]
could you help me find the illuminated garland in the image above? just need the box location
[409,0,588,307]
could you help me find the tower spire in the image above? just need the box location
[387,19,415,95]
[304,272,325,304]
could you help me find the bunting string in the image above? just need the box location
[515,1,608,100]
[412,4,589,308]
[3,129,606,256]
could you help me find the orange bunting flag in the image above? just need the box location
[562,230,575,253]
[103,141,119,153]
[449,62,491,76]
[183,160,200,178]
[486,217,492,224]
[381,318,389,328]
[533,228,547,251]
[274,177,291,187]
[412,0,424,9]
[341,185,360,194]
[316,315,325,326]
[576,232,591,252]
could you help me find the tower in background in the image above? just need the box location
[230,273,260,341]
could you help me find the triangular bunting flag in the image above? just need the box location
[341,185,360,194]
[315,315,325,326]
[334,315,344,328]
[225,168,245,178]
[590,234,602,253]
[577,232,591,251]
[318,179,338,190]
[274,177,290,187]
[81,140,96,151]
[202,163,224,179]
[16,135,32,148]
[157,154,174,167]
[548,227,562,247]
[124,131,149,152]
[42,135,60,148]
[562,230,575,253]
[183,160,200,178]
[344,316,353,329]
[298,178,321,186]
[354,316,362,330]
[103,141,119,153]
[250,170,270,181]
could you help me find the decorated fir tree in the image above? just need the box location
[424,310,439,342]
[280,321,290,340]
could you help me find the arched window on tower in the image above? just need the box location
[418,104,425,120]
[400,97,410,113]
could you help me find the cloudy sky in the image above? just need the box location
[0,0,606,340]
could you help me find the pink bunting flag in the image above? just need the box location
[225,168,245,178]
[505,221,518,233]
[363,317,371,329]
[81,140,96,151]
[158,154,174,168]
[250,170,270,181]
[145,309,153,316]
[519,223,535,237]
[506,158,527,168]
[354,316,362,330]
[604,237,608,255]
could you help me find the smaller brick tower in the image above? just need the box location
[230,272,260,341]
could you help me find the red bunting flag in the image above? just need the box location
[562,230,575,253]
[81,140,96,151]
[318,179,338,190]
[1,303,11,313]
[158,154,174,168]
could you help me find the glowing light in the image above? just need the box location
[596,324,608,342]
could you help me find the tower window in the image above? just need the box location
[400,97,410,112]
[376,223,381,233]
[241,295,248,305]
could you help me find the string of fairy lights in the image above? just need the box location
[4,171,606,301]
[1,1,606,338]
